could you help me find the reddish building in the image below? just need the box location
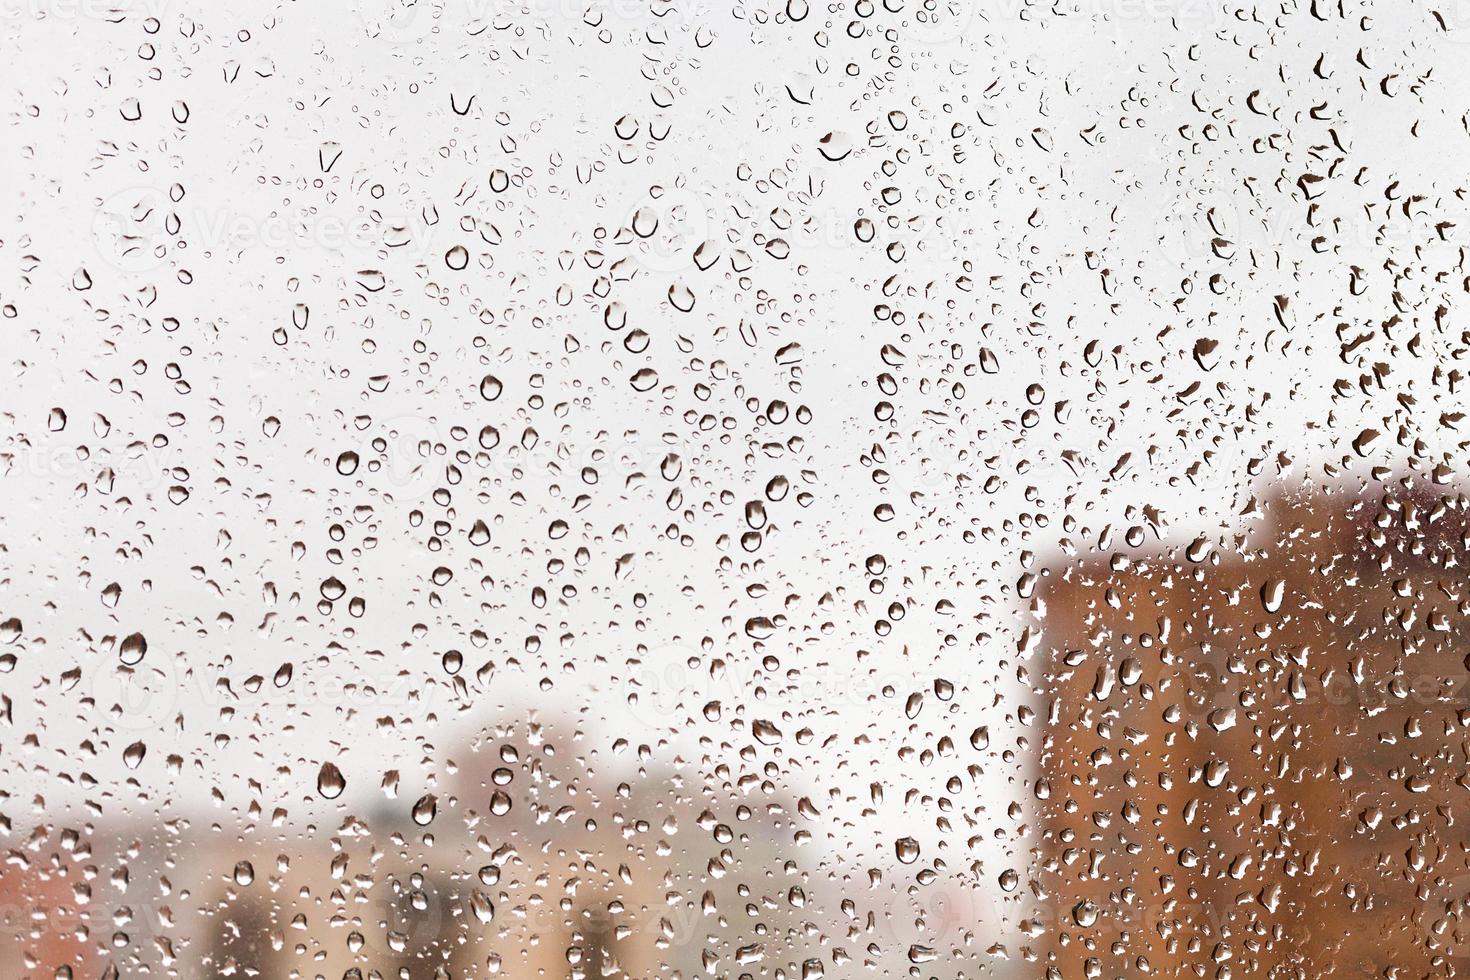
[1035,484,1470,978]
[0,849,103,978]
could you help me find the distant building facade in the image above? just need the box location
[1035,485,1470,978]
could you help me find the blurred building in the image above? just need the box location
[0,857,95,978]
[0,715,815,979]
[1034,483,1470,979]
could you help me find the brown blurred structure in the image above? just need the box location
[0,859,95,978]
[1035,483,1470,979]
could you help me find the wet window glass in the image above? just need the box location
[2,1,1467,978]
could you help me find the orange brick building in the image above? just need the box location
[1035,484,1470,978]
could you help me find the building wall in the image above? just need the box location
[1034,487,1470,978]
[0,858,100,978]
